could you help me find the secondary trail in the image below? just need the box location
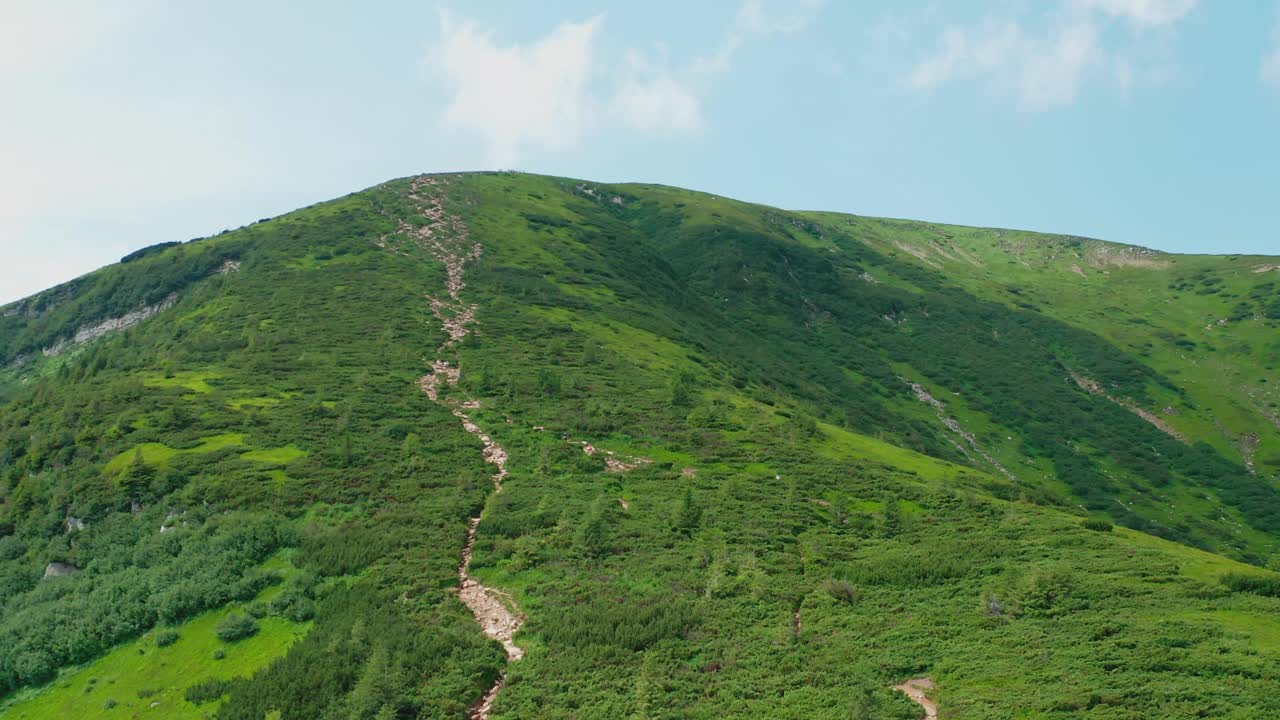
[392,175,523,719]
[893,677,939,719]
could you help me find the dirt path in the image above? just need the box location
[389,175,523,719]
[893,677,939,719]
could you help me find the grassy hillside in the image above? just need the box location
[1,171,1278,718]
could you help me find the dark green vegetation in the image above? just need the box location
[2,171,1279,718]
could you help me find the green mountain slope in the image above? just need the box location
[1,172,1279,719]
[797,214,1280,475]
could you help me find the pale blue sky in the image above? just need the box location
[2,0,1278,303]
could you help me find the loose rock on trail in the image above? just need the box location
[390,175,523,719]
[389,175,653,717]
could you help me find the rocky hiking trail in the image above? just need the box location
[390,176,523,719]
[389,176,654,718]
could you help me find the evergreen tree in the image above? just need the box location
[577,512,610,559]
[669,372,694,408]
[880,493,903,538]
[676,489,702,536]
[119,448,154,500]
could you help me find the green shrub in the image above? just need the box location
[538,595,699,651]
[282,597,315,622]
[1083,518,1113,532]
[185,678,232,705]
[154,629,179,647]
[1018,567,1081,616]
[214,613,259,642]
[1220,572,1280,597]
[821,578,859,604]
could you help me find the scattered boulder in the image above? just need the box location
[43,562,80,580]
[159,510,188,533]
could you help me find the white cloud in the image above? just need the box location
[611,49,703,135]
[1019,20,1100,108]
[1263,15,1280,87]
[907,0,1195,110]
[429,2,823,165]
[1072,0,1197,27]
[608,0,823,136]
[694,0,824,75]
[907,21,1024,91]
[432,12,601,167]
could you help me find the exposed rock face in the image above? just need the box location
[905,379,1018,482]
[216,258,242,274]
[42,562,80,580]
[3,300,49,319]
[1084,244,1170,270]
[1241,433,1260,474]
[64,516,86,533]
[42,294,179,357]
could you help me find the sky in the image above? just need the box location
[2,0,1279,304]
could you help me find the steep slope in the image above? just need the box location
[1,172,1279,719]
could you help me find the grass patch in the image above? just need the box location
[240,445,308,465]
[228,397,282,410]
[815,419,975,483]
[143,370,221,394]
[104,433,246,474]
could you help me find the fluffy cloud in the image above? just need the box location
[433,12,601,167]
[611,49,704,135]
[430,2,822,165]
[908,0,1196,109]
[907,21,1025,91]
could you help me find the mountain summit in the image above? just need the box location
[2,172,1279,718]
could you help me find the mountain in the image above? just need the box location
[1,171,1278,719]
